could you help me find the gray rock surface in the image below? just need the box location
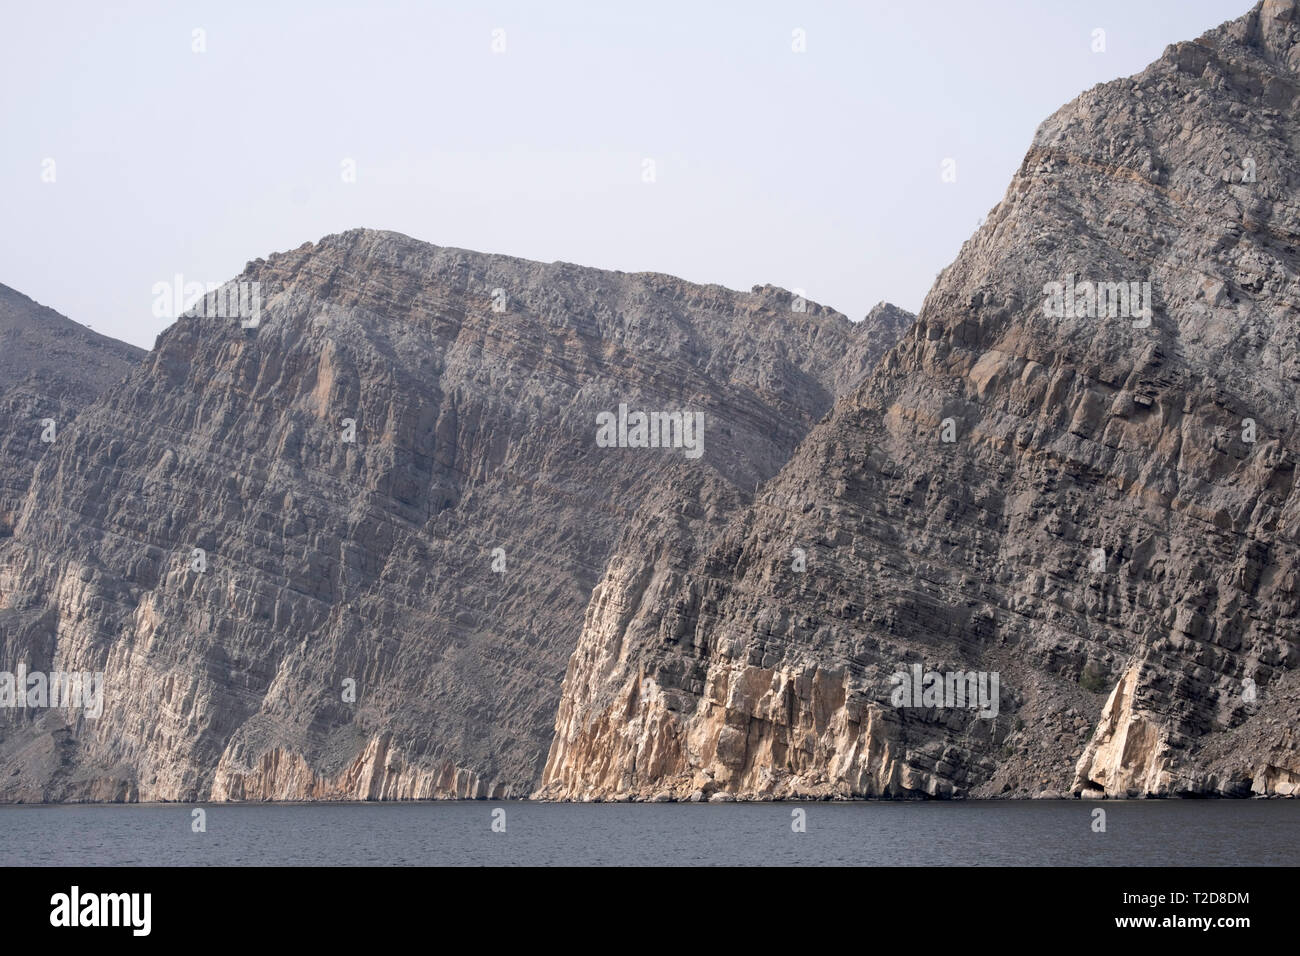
[0,283,143,538]
[539,0,1300,801]
[0,233,911,801]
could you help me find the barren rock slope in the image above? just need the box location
[540,0,1300,801]
[0,283,143,538]
[0,232,909,801]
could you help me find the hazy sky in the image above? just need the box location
[2,0,1253,349]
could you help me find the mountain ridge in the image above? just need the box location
[539,0,1300,802]
[0,229,912,802]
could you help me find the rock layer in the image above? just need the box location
[0,284,144,537]
[540,1,1300,801]
[0,234,910,801]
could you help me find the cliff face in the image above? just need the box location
[0,231,912,801]
[0,284,144,538]
[540,0,1300,801]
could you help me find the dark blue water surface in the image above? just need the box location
[1,800,1295,866]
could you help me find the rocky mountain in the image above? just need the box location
[831,302,917,395]
[540,0,1300,801]
[0,284,144,537]
[0,231,912,801]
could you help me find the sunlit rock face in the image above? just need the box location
[541,1,1300,801]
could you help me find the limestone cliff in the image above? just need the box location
[0,235,911,801]
[540,0,1300,801]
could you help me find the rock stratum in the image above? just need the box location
[4,1,1299,806]
[0,284,144,538]
[0,233,906,801]
[539,0,1300,801]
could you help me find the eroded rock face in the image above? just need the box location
[1073,664,1173,796]
[540,1,1300,801]
[0,231,912,801]
[0,284,144,538]
[832,303,918,397]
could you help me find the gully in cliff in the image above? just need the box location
[595,403,705,459]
